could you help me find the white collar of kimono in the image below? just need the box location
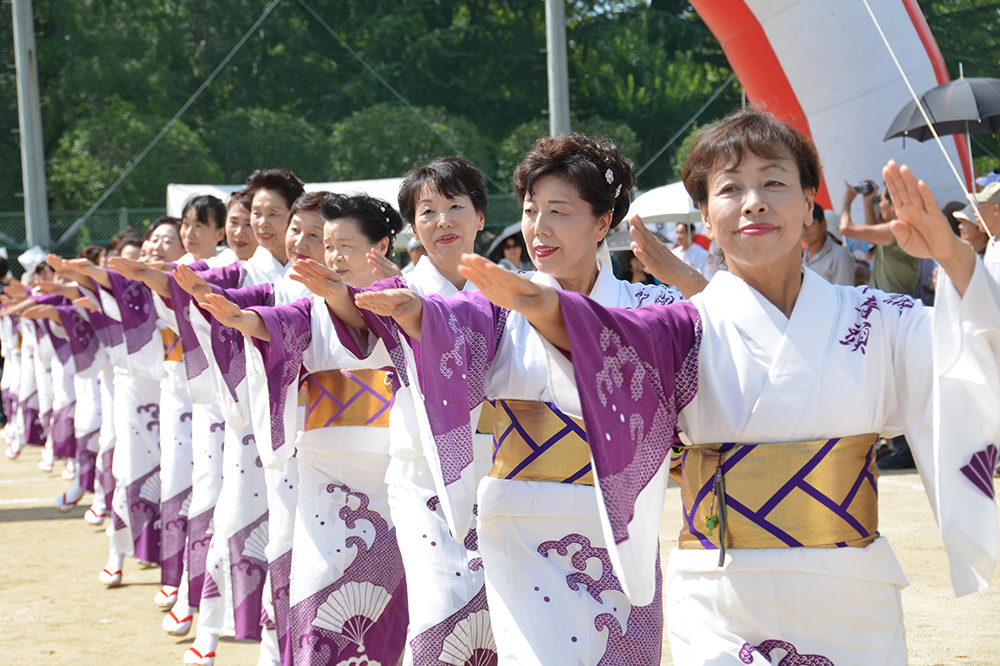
[530,259,617,302]
[410,255,477,296]
[697,268,841,441]
[246,245,287,280]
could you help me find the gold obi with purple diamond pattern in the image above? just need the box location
[161,329,182,363]
[674,434,880,552]
[488,399,593,485]
[302,369,393,431]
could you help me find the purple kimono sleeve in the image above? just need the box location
[106,271,157,355]
[55,305,99,373]
[340,277,411,386]
[167,273,210,382]
[247,298,312,454]
[556,291,702,546]
[208,282,274,403]
[416,290,506,487]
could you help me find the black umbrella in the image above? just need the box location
[884,77,1000,142]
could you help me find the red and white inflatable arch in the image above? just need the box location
[691,0,970,211]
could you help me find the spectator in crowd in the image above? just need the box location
[495,233,532,272]
[802,202,854,285]
[840,180,920,296]
[672,221,709,276]
[974,181,1000,284]
[616,249,657,285]
[955,211,989,258]
[401,236,426,274]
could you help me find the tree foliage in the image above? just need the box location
[0,0,996,217]
[47,100,221,209]
[205,108,330,184]
[327,104,494,182]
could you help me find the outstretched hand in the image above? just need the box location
[46,253,91,275]
[883,160,975,294]
[73,296,98,312]
[3,282,27,301]
[172,264,213,304]
[19,304,61,324]
[353,288,424,341]
[108,256,154,281]
[457,253,555,319]
[289,258,348,299]
[199,293,267,341]
[367,251,403,281]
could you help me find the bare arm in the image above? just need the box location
[839,183,895,246]
[34,280,81,301]
[47,254,112,290]
[628,215,708,298]
[107,257,172,298]
[457,253,570,351]
[19,304,62,325]
[289,258,367,330]
[883,160,975,296]
[200,293,270,341]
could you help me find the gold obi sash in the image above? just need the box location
[302,369,393,431]
[489,399,593,485]
[673,434,880,564]
[476,400,495,436]
[161,329,182,362]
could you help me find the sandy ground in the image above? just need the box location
[1,446,997,665]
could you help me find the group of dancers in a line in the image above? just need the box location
[1,107,998,666]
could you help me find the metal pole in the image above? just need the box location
[11,0,50,249]
[544,0,571,137]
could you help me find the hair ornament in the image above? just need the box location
[605,168,614,185]
[615,184,622,198]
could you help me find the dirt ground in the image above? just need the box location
[1,446,997,665]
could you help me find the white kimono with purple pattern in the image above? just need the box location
[542,266,1000,665]
[412,265,680,665]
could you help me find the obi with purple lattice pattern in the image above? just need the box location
[161,328,182,362]
[303,368,393,431]
[489,399,593,486]
[674,434,880,551]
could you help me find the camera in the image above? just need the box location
[853,182,875,195]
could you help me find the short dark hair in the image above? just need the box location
[682,107,821,208]
[145,216,181,241]
[227,188,252,211]
[320,193,404,257]
[181,195,227,230]
[513,133,635,230]
[289,191,328,219]
[118,235,145,252]
[398,156,489,228]
[812,201,825,221]
[245,168,306,209]
[79,245,104,265]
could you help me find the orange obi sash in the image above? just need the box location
[489,399,593,486]
[161,329,182,362]
[302,369,393,431]
[673,434,880,564]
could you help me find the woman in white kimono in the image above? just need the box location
[1,308,23,456]
[300,157,498,665]
[450,108,1000,665]
[198,192,410,666]
[354,136,679,665]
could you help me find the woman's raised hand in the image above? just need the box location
[107,256,153,281]
[457,253,555,319]
[353,288,423,340]
[289,258,347,299]
[200,293,269,340]
[367,251,403,280]
[172,264,213,304]
[883,160,976,295]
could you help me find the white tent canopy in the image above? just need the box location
[628,181,700,227]
[166,176,411,249]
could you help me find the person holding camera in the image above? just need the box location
[839,180,921,296]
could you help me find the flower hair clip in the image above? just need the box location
[614,184,622,198]
[605,168,614,184]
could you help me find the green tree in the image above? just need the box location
[48,100,222,209]
[204,108,330,183]
[327,103,494,182]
